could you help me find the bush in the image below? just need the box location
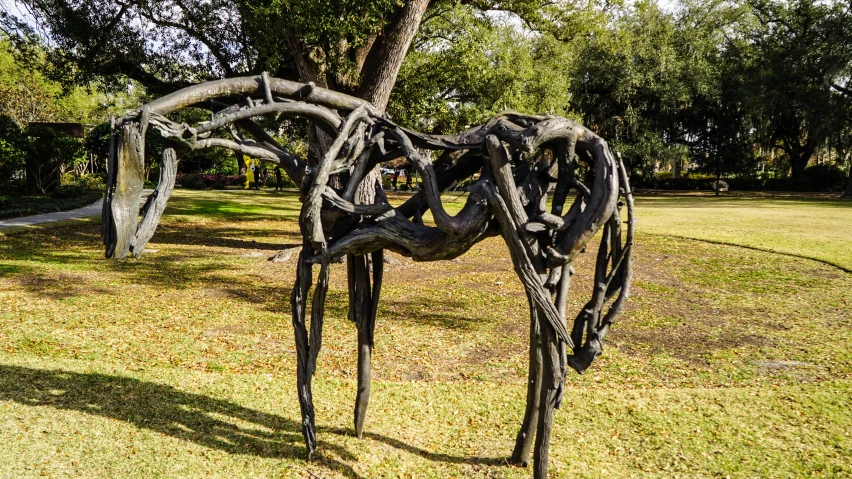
[211,183,225,190]
[176,173,248,188]
[652,177,716,190]
[59,173,105,191]
[638,165,849,192]
[0,178,26,195]
[52,184,90,198]
[796,164,847,191]
[76,175,105,190]
[179,174,207,190]
[0,182,103,219]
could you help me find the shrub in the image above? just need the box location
[639,165,849,192]
[176,173,250,188]
[78,175,104,190]
[52,184,93,198]
[179,173,207,189]
[211,183,225,190]
[797,164,847,191]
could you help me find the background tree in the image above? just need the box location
[0,113,28,184]
[1,1,574,150]
[23,124,86,193]
[4,0,850,190]
[741,0,852,178]
[389,6,575,133]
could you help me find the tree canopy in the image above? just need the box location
[3,0,852,189]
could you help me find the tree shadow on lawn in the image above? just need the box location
[0,365,505,476]
[150,224,302,251]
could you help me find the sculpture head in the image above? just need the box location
[103,116,178,260]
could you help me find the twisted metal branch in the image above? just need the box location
[102,74,635,479]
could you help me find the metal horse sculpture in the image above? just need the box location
[102,74,634,479]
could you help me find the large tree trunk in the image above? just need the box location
[789,130,821,179]
[285,0,428,173]
[355,0,430,199]
[357,0,429,113]
[284,0,430,445]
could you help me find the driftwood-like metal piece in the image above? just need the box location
[101,74,634,479]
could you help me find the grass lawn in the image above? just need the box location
[637,192,852,272]
[0,189,850,478]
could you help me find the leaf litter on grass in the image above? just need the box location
[0,189,850,477]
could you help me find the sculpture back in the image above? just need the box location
[103,74,634,478]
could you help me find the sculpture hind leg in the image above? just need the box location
[534,316,563,479]
[511,293,543,466]
[351,250,384,438]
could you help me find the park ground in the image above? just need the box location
[0,190,850,478]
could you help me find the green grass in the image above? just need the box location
[0,189,850,478]
[636,194,852,271]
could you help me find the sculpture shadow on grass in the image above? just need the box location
[0,365,504,477]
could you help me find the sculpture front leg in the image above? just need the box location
[292,246,317,457]
[352,250,383,438]
[533,317,563,479]
[511,293,543,466]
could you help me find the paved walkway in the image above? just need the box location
[0,190,153,233]
[0,199,104,232]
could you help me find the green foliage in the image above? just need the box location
[0,36,143,126]
[243,0,404,90]
[2,0,411,96]
[5,0,851,187]
[265,175,297,189]
[390,6,575,133]
[0,114,28,182]
[739,0,852,177]
[52,183,95,199]
[179,174,208,190]
[84,123,111,173]
[23,125,87,193]
[391,0,851,186]
[796,163,849,191]
[0,37,57,125]
[73,174,106,191]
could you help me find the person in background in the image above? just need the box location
[391,168,398,191]
[275,166,283,191]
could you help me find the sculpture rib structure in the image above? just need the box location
[102,74,635,479]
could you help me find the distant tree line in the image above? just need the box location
[2,0,850,194]
[388,0,852,193]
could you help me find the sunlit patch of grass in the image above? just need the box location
[636,194,852,271]
[0,189,850,477]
